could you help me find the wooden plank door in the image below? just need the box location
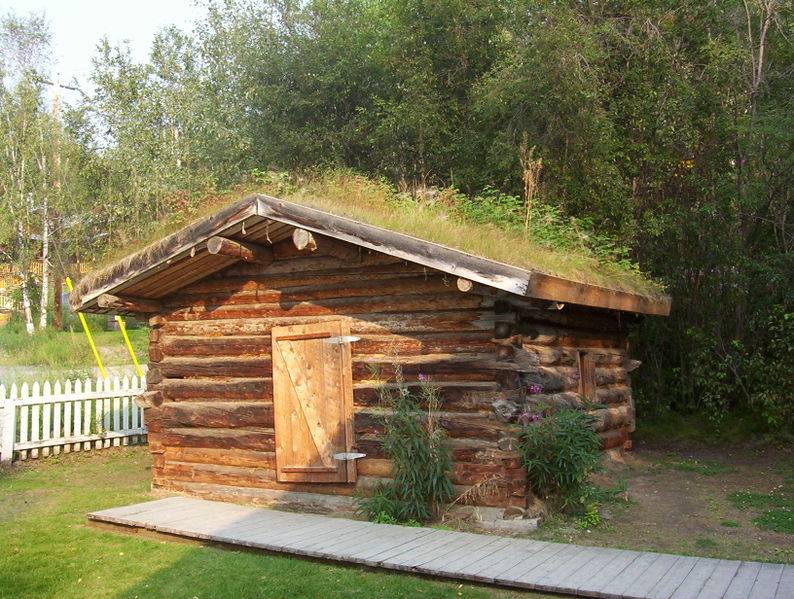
[271,321,355,483]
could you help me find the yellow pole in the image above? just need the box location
[116,315,143,377]
[65,277,107,379]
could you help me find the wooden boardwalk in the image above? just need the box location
[89,497,793,599]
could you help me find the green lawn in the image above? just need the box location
[0,447,552,599]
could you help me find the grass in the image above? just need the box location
[725,459,794,534]
[0,322,148,383]
[92,170,664,297]
[0,447,553,599]
[667,458,736,476]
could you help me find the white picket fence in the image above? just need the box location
[0,376,147,463]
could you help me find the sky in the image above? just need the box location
[0,0,207,94]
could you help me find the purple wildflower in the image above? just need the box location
[417,373,428,382]
[520,412,543,426]
[527,384,543,394]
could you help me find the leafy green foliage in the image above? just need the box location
[355,378,454,523]
[518,408,602,511]
[3,0,793,438]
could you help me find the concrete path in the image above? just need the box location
[88,496,793,599]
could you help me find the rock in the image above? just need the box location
[478,518,541,534]
[492,399,521,423]
[444,505,478,522]
[502,506,525,520]
[497,436,520,451]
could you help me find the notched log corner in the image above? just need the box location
[134,390,164,409]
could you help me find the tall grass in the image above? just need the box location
[0,325,148,372]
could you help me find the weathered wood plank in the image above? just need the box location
[90,498,782,599]
[721,561,763,599]
[643,556,703,599]
[694,560,743,599]
[748,563,786,599]
[773,565,794,599]
[668,559,721,599]
[596,551,671,597]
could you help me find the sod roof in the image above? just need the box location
[71,187,671,316]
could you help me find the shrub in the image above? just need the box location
[518,408,602,511]
[355,376,454,523]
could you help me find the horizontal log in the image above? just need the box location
[154,353,503,383]
[596,386,632,405]
[152,480,358,514]
[353,381,504,411]
[146,401,273,430]
[159,331,494,358]
[157,461,381,497]
[518,306,630,333]
[221,252,402,278]
[355,434,504,462]
[590,405,632,433]
[517,346,577,367]
[354,458,525,488]
[599,426,629,450]
[165,293,484,322]
[161,335,268,357]
[179,263,428,295]
[159,311,496,337]
[595,367,628,386]
[354,409,509,441]
[527,392,584,411]
[162,446,275,469]
[163,276,456,309]
[97,293,162,313]
[207,236,274,265]
[157,356,269,379]
[148,427,275,451]
[155,378,272,401]
[518,322,628,349]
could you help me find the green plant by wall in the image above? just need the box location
[355,374,454,523]
[518,408,602,512]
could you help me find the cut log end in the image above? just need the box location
[134,390,164,409]
[292,228,317,251]
[207,236,274,265]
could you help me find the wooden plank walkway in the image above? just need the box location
[89,497,793,599]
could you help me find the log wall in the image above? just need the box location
[144,238,635,515]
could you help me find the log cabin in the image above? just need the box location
[70,193,671,517]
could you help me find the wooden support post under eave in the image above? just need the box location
[97,294,163,313]
[207,236,274,264]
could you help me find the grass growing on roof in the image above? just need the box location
[91,170,665,296]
